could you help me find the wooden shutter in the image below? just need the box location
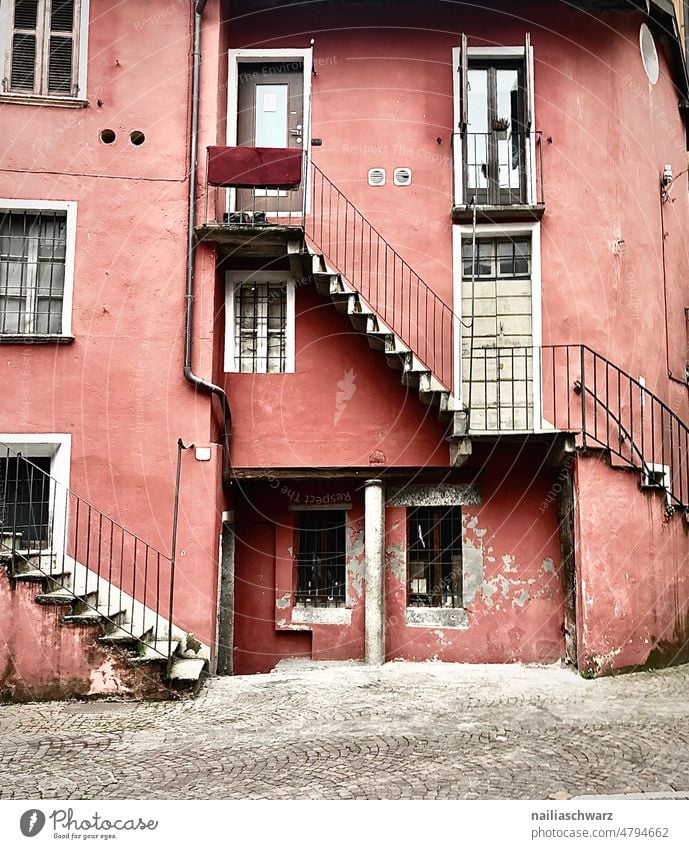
[47,0,77,94]
[459,32,468,132]
[524,32,534,131]
[9,0,40,92]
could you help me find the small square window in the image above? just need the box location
[0,207,73,337]
[225,273,295,373]
[407,506,462,608]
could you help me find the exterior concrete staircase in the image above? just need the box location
[297,244,472,465]
[0,533,207,700]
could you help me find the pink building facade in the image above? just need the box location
[1,0,689,698]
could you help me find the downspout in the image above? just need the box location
[185,0,232,484]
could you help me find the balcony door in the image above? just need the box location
[464,62,526,206]
[236,61,305,214]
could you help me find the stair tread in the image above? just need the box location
[15,569,70,580]
[99,629,141,645]
[63,607,126,623]
[35,589,76,604]
[131,640,180,662]
[168,657,206,681]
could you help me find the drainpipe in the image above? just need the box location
[185,0,232,484]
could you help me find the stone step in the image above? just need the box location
[167,657,206,682]
[14,569,71,585]
[35,588,77,606]
[129,640,180,663]
[63,606,127,626]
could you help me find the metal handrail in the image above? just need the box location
[450,130,544,208]
[0,444,176,657]
[305,161,456,390]
[466,344,689,510]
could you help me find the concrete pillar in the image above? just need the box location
[364,479,385,665]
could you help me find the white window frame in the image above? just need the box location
[0,198,76,338]
[226,48,313,216]
[451,43,537,209]
[452,220,543,430]
[0,0,89,105]
[0,433,71,558]
[224,271,296,374]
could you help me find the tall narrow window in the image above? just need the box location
[464,60,527,205]
[0,209,67,335]
[4,0,83,98]
[407,507,462,608]
[461,235,534,431]
[296,510,347,608]
[455,35,539,215]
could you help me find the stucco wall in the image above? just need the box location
[576,452,689,674]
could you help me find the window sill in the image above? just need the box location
[0,94,88,109]
[292,605,352,626]
[405,607,468,629]
[0,334,75,345]
[452,203,545,224]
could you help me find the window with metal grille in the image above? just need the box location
[4,0,82,97]
[0,454,51,547]
[407,507,462,608]
[0,209,67,335]
[296,510,347,607]
[234,280,288,373]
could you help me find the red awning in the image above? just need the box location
[206,146,304,189]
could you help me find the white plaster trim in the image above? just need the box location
[451,44,538,208]
[405,607,469,629]
[226,47,313,215]
[224,271,296,373]
[0,0,89,100]
[0,198,76,337]
[467,46,527,58]
[0,433,70,557]
[292,605,352,625]
[453,221,543,428]
[387,484,480,507]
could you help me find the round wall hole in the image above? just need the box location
[130,130,145,146]
[640,23,659,85]
[100,129,116,144]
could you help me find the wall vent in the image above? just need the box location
[368,168,386,187]
[393,167,412,186]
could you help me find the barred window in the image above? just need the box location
[0,210,67,335]
[0,454,51,547]
[296,510,347,608]
[229,276,294,373]
[4,0,82,97]
[407,506,463,608]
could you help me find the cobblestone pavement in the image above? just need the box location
[1,660,689,800]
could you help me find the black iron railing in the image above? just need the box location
[201,155,457,389]
[467,344,689,511]
[451,131,544,209]
[305,162,455,390]
[0,444,176,656]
